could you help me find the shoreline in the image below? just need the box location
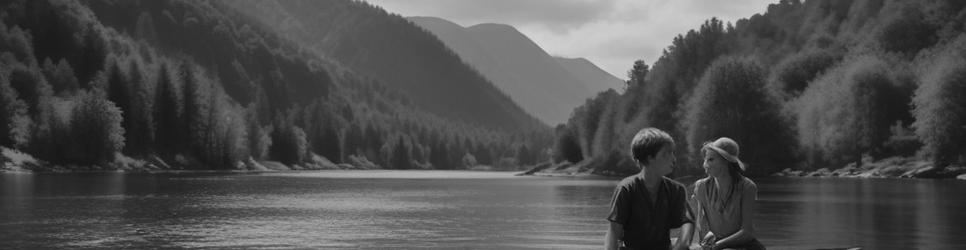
[1,147,532,174]
[0,164,529,174]
[7,145,965,181]
[519,156,966,181]
[771,157,966,180]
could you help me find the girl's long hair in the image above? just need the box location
[723,160,744,206]
[706,147,746,211]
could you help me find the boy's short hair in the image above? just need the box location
[630,128,675,165]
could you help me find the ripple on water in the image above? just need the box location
[201,191,457,213]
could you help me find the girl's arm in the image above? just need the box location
[713,181,757,249]
[693,184,714,248]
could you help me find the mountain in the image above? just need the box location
[224,1,542,131]
[407,16,596,125]
[554,57,625,94]
[0,0,551,171]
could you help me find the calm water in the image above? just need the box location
[1,171,965,249]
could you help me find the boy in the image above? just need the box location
[605,128,694,250]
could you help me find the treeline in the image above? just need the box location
[0,0,550,170]
[553,0,966,176]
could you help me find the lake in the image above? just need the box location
[2,171,965,249]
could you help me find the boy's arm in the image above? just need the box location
[673,221,694,250]
[605,185,628,250]
[605,222,623,250]
[673,186,696,250]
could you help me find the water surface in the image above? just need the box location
[2,171,965,249]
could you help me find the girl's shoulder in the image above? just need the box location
[693,177,713,195]
[694,177,713,188]
[740,176,758,192]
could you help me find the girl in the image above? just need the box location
[693,137,765,250]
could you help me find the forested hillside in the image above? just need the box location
[225,0,542,130]
[407,16,595,125]
[0,0,551,171]
[551,0,966,177]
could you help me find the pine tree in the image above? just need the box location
[343,121,364,158]
[124,59,155,155]
[41,58,80,95]
[79,25,107,86]
[0,72,30,148]
[153,62,181,153]
[390,135,411,169]
[246,107,271,161]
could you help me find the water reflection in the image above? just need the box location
[913,180,966,249]
[2,172,966,249]
[753,178,966,250]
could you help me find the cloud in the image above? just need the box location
[365,0,776,80]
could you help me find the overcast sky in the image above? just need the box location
[364,0,775,80]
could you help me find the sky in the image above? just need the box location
[364,0,776,80]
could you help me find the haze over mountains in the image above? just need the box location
[408,16,624,125]
[553,57,625,94]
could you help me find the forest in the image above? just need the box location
[551,0,966,177]
[0,0,551,171]
[224,0,544,132]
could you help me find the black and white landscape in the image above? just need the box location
[2,0,966,249]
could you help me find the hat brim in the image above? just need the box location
[705,145,746,171]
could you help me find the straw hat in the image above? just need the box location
[703,137,746,171]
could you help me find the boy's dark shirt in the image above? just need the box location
[607,175,693,249]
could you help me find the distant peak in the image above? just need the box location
[406,16,464,27]
[467,23,519,32]
[554,56,590,63]
[407,16,449,22]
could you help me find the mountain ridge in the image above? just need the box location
[410,16,617,125]
[0,0,552,171]
[554,56,625,94]
[227,0,544,131]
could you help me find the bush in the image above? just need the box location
[69,91,125,165]
[551,124,583,163]
[246,116,271,161]
[461,152,477,169]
